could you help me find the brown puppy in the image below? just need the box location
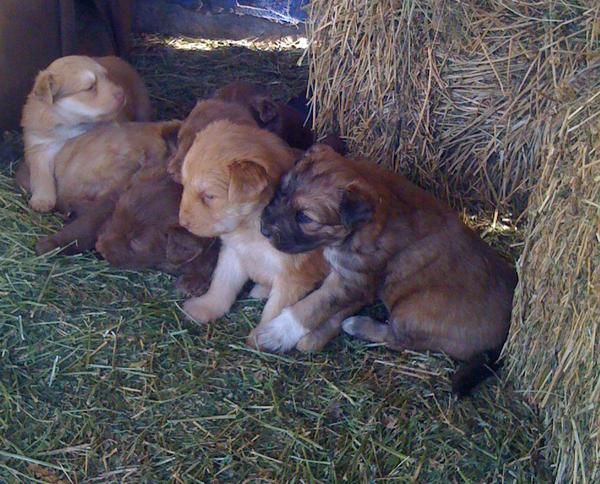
[260,145,518,395]
[21,55,152,212]
[24,120,180,254]
[178,120,328,351]
[215,80,314,150]
[96,165,220,295]
[167,98,257,182]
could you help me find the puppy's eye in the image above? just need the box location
[198,192,215,205]
[295,210,313,224]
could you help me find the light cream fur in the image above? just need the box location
[21,55,151,212]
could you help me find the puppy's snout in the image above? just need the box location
[179,211,192,231]
[260,219,273,238]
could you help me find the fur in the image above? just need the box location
[178,120,329,352]
[21,55,151,212]
[260,144,518,395]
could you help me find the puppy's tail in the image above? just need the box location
[451,349,503,398]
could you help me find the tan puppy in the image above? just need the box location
[16,121,180,254]
[53,121,177,212]
[21,55,152,212]
[167,99,257,182]
[260,145,518,395]
[178,120,328,352]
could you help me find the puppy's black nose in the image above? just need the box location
[260,219,272,238]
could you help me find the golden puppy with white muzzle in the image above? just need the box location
[178,120,329,352]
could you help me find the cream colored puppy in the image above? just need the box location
[21,55,152,212]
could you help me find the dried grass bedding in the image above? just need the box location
[0,35,548,481]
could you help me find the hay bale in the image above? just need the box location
[307,1,599,480]
[506,95,599,482]
[307,0,598,214]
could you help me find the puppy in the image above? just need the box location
[167,98,258,182]
[96,165,220,295]
[178,120,328,351]
[21,55,152,212]
[215,80,314,150]
[25,120,181,254]
[260,145,518,395]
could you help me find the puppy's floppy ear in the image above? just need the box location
[228,160,269,203]
[166,226,204,265]
[32,71,58,104]
[340,181,374,229]
[249,95,279,124]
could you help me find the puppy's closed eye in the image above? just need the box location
[295,210,314,224]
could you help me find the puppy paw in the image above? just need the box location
[296,329,336,353]
[248,284,270,299]
[247,309,309,353]
[341,316,364,336]
[182,296,226,323]
[29,194,56,212]
[295,333,324,352]
[35,237,58,255]
[175,274,210,297]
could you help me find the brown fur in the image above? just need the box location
[260,145,518,393]
[213,80,268,104]
[95,56,152,122]
[167,99,257,183]
[96,166,220,295]
[215,80,314,150]
[178,120,328,352]
[21,55,151,212]
[19,121,181,254]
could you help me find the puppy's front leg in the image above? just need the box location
[296,301,365,352]
[183,245,247,323]
[256,271,371,351]
[247,276,317,352]
[36,197,115,255]
[26,144,61,212]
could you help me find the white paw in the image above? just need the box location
[341,316,362,336]
[182,296,226,323]
[29,194,55,212]
[248,284,270,299]
[247,308,309,353]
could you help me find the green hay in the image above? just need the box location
[1,35,548,481]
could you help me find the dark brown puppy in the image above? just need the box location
[167,98,258,182]
[96,166,220,295]
[215,80,314,150]
[260,145,518,395]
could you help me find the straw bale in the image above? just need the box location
[506,92,599,482]
[307,1,599,480]
[307,0,599,215]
